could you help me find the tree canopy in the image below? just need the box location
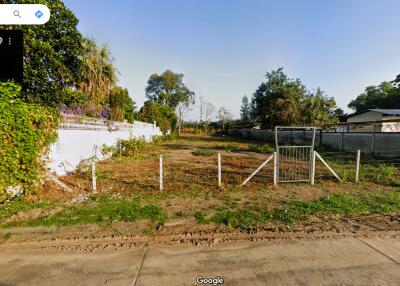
[348,75,400,112]
[139,101,177,132]
[109,87,136,123]
[250,68,338,128]
[145,70,194,108]
[141,70,194,132]
[3,0,83,105]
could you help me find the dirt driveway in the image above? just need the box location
[1,234,400,286]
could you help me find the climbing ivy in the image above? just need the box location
[0,82,59,201]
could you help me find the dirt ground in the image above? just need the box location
[1,134,400,250]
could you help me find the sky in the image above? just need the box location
[64,0,400,120]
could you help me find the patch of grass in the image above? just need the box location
[247,144,274,153]
[5,200,167,228]
[192,149,217,157]
[0,199,48,222]
[225,143,240,152]
[175,211,188,218]
[194,211,208,224]
[209,190,400,230]
[141,227,153,236]
[1,232,12,241]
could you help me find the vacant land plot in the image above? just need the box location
[0,134,399,245]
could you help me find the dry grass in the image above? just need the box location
[2,134,399,232]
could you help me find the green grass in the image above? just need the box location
[3,199,167,228]
[0,199,48,222]
[247,144,275,153]
[194,211,208,224]
[175,211,188,218]
[191,149,217,157]
[206,190,400,230]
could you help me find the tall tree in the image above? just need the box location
[203,101,215,133]
[348,77,400,112]
[300,88,338,127]
[176,96,195,134]
[2,0,83,105]
[79,38,117,109]
[251,68,307,128]
[250,68,338,128]
[145,70,194,108]
[139,101,177,132]
[218,107,233,129]
[240,95,251,124]
[109,87,136,123]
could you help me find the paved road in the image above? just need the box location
[0,236,399,285]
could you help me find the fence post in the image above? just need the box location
[91,160,97,191]
[273,152,278,186]
[218,153,222,188]
[355,150,361,182]
[159,155,163,191]
[311,151,316,185]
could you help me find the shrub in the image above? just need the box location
[0,82,59,201]
[118,138,147,157]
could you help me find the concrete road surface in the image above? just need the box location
[0,236,399,286]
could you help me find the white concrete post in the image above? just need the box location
[355,150,361,182]
[311,151,316,185]
[160,155,163,191]
[91,160,97,191]
[218,153,222,188]
[273,152,278,186]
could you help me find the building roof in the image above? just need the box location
[369,109,400,116]
[348,109,400,118]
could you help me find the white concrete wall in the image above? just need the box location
[48,117,162,175]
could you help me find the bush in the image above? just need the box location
[118,138,147,157]
[152,133,178,143]
[0,82,59,201]
[139,101,177,133]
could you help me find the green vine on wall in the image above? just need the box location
[0,82,60,202]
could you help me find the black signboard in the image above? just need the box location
[0,30,23,82]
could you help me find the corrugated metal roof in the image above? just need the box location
[369,109,400,116]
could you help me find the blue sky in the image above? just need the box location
[64,0,400,120]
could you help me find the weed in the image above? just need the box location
[1,232,11,241]
[175,211,188,218]
[141,227,153,236]
[194,211,208,224]
[225,144,239,152]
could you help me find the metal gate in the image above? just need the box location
[277,146,313,183]
[274,126,317,184]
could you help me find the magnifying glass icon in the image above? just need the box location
[13,10,21,18]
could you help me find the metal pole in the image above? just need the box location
[355,150,361,182]
[218,153,222,188]
[273,151,278,186]
[160,155,163,191]
[91,160,97,191]
[241,154,274,186]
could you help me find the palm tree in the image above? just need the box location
[79,37,117,109]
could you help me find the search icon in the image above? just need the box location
[13,10,21,18]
